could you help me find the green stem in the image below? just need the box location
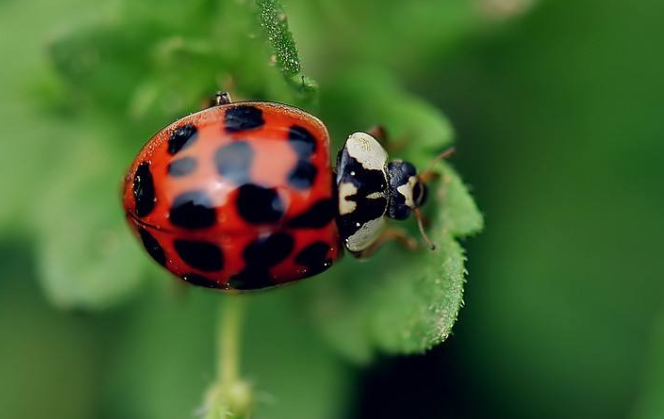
[204,297,251,419]
[218,297,244,387]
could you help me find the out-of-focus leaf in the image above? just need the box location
[284,0,484,79]
[48,0,313,121]
[119,0,220,31]
[633,310,664,419]
[432,1,664,417]
[49,25,156,110]
[302,69,483,362]
[0,0,96,231]
[0,241,102,419]
[320,68,454,164]
[33,121,146,310]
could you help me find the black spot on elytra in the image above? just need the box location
[236,184,284,224]
[215,141,253,184]
[227,233,295,291]
[288,125,317,159]
[169,191,216,229]
[138,228,166,267]
[224,105,264,133]
[295,242,333,276]
[168,157,197,177]
[288,160,318,190]
[181,273,224,289]
[133,162,155,217]
[243,233,294,268]
[228,268,274,291]
[174,239,224,272]
[168,124,198,154]
[287,199,335,229]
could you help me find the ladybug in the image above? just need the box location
[123,93,444,291]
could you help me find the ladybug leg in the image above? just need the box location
[367,125,388,142]
[356,227,419,259]
[367,125,409,153]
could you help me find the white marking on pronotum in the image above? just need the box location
[346,217,386,252]
[338,182,358,215]
[366,192,383,200]
[345,132,388,171]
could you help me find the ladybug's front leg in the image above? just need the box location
[355,227,419,259]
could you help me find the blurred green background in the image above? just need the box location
[1,0,663,418]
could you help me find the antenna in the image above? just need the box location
[414,208,436,251]
[413,147,455,251]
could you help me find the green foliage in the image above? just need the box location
[35,128,146,309]
[3,0,664,418]
[0,0,487,417]
[14,0,483,359]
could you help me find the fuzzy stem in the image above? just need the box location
[253,0,318,100]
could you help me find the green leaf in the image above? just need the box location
[48,0,314,118]
[368,198,469,354]
[440,166,485,237]
[302,69,483,361]
[49,25,154,110]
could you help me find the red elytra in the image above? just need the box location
[123,102,342,291]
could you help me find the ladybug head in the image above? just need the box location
[386,160,428,220]
[386,148,455,250]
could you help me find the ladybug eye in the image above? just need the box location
[413,181,428,208]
